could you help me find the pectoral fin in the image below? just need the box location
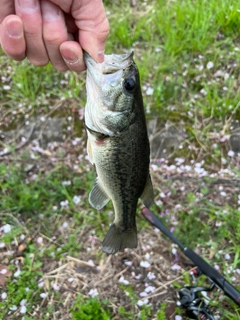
[89,178,110,210]
[141,174,154,208]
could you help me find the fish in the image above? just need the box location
[84,51,154,254]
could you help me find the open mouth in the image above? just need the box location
[84,51,134,76]
[102,51,134,73]
[85,51,134,88]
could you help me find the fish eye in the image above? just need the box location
[123,77,136,93]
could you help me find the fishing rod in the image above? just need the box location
[141,207,240,319]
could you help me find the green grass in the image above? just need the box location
[0,55,85,109]
[70,296,111,320]
[0,0,240,319]
[106,0,240,121]
[0,162,85,215]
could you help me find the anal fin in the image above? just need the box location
[89,178,110,210]
[141,174,155,208]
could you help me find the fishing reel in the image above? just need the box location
[177,283,216,320]
[177,269,216,320]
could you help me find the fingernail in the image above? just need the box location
[6,20,23,38]
[98,50,105,63]
[61,48,79,65]
[42,2,60,21]
[17,0,37,9]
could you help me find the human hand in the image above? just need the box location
[0,0,109,71]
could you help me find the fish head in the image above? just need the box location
[84,51,141,136]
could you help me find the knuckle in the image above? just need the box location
[24,28,41,38]
[43,32,65,46]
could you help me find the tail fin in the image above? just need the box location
[102,224,137,255]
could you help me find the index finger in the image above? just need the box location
[72,0,109,62]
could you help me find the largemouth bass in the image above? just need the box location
[84,51,154,254]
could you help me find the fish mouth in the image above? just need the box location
[84,51,134,73]
[84,51,134,86]
[100,51,134,74]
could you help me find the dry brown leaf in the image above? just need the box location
[0,264,12,287]
[17,243,27,254]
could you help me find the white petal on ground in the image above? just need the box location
[0,269,7,274]
[87,260,95,266]
[140,261,151,268]
[137,299,149,306]
[146,87,154,95]
[3,85,11,90]
[144,286,155,293]
[206,61,214,69]
[9,306,17,311]
[1,292,7,299]
[62,221,68,228]
[228,150,235,157]
[20,306,27,314]
[62,180,71,185]
[118,276,130,285]
[20,299,27,306]
[51,282,60,291]
[37,237,43,244]
[2,224,11,233]
[14,269,21,277]
[0,242,5,248]
[20,234,25,241]
[73,195,81,204]
[145,253,150,260]
[139,291,148,297]
[88,288,99,297]
[224,253,231,260]
[147,272,156,280]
